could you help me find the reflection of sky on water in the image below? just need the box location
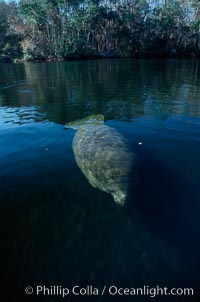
[0,106,45,127]
[1,80,27,90]
[0,59,200,126]
[0,60,200,301]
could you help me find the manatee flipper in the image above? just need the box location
[89,180,97,188]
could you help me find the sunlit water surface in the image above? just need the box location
[0,60,200,301]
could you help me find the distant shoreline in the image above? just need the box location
[1,53,200,64]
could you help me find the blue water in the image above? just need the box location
[0,59,200,301]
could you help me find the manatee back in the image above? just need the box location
[72,124,138,205]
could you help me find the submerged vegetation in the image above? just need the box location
[0,0,200,62]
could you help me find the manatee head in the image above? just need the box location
[66,114,104,130]
[112,191,126,206]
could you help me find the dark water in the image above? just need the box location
[0,59,200,301]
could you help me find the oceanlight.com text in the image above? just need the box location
[25,285,194,298]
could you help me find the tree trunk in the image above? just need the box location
[198,25,200,50]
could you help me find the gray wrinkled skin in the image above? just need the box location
[72,124,137,206]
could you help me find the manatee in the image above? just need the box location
[66,115,138,206]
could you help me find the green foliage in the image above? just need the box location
[0,0,200,61]
[0,0,22,62]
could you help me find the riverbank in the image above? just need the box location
[1,51,200,64]
[1,0,200,66]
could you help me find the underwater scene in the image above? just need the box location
[0,59,200,301]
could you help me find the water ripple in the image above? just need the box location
[0,106,46,125]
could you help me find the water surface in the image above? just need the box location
[0,59,200,301]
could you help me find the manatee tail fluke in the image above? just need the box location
[66,114,104,130]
